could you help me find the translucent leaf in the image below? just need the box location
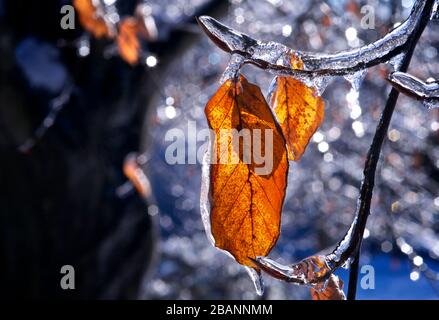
[270,54,325,161]
[204,75,289,268]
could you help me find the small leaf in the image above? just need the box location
[310,274,346,300]
[205,75,288,268]
[270,54,325,161]
[73,0,111,38]
[117,17,141,65]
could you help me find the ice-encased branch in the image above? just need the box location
[197,0,428,78]
[252,0,436,291]
[388,71,439,101]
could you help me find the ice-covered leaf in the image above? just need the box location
[310,274,346,300]
[270,54,325,161]
[204,75,288,268]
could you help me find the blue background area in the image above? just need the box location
[335,254,439,299]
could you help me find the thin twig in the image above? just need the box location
[247,0,435,291]
[344,0,434,300]
[387,71,439,101]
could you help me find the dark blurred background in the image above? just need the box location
[0,0,438,300]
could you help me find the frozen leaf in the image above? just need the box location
[205,75,288,268]
[310,274,346,300]
[117,17,141,65]
[270,54,325,161]
[73,0,111,38]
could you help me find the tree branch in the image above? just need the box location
[343,0,434,299]
[249,0,435,294]
[197,0,428,79]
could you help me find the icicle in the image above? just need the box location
[200,146,215,245]
[387,52,405,71]
[245,267,264,296]
[344,69,367,92]
[311,75,332,96]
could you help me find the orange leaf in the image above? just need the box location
[310,274,346,300]
[270,55,325,161]
[117,17,141,65]
[123,154,151,198]
[73,0,111,38]
[205,75,288,268]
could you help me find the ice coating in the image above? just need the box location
[245,267,264,296]
[197,0,429,78]
[309,75,333,96]
[344,69,368,92]
[255,255,333,287]
[200,139,265,295]
[219,54,245,84]
[388,71,439,102]
[200,146,215,246]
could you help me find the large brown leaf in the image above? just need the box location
[270,55,325,161]
[205,75,288,268]
[73,0,111,38]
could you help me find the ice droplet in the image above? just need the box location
[344,69,367,92]
[245,267,264,296]
[387,52,405,71]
